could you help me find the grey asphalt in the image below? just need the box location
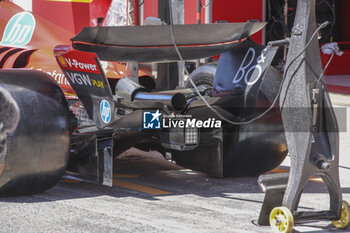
[0,94,350,233]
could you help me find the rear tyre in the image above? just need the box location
[185,65,215,96]
[0,70,70,196]
[172,67,286,177]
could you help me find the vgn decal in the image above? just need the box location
[100,100,111,124]
[0,12,36,47]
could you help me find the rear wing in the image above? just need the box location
[71,22,266,63]
[54,46,114,129]
[54,22,267,128]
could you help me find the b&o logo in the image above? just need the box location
[232,47,266,86]
[100,100,111,124]
[143,110,161,129]
[0,12,36,47]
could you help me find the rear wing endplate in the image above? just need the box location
[54,45,114,129]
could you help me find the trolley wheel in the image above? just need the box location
[269,207,294,233]
[332,201,350,229]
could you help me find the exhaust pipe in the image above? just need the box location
[115,77,188,111]
[134,92,187,111]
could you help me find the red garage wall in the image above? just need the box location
[33,0,265,41]
[142,0,158,21]
[32,0,111,34]
[144,0,265,44]
[212,0,265,43]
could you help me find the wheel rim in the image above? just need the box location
[332,201,350,229]
[270,207,294,233]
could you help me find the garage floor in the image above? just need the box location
[0,98,349,233]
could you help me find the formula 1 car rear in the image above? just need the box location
[0,12,287,195]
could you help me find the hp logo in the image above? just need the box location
[1,12,36,47]
[100,100,111,124]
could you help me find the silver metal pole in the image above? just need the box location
[171,0,185,88]
[204,0,212,24]
[203,0,213,64]
[139,0,144,25]
[283,0,288,61]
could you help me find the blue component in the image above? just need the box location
[100,100,111,124]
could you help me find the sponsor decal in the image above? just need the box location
[50,71,70,85]
[55,49,101,74]
[30,68,70,86]
[64,58,97,72]
[0,12,36,47]
[143,110,221,129]
[143,110,162,129]
[55,50,105,88]
[91,79,104,88]
[66,72,92,86]
[100,100,111,124]
[65,71,104,88]
[232,47,268,86]
[58,55,67,67]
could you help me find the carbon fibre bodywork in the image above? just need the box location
[71,23,266,62]
[55,22,287,180]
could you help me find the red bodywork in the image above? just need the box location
[0,2,145,99]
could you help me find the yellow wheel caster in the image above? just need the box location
[332,201,350,229]
[269,206,294,233]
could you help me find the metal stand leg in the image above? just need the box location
[258,0,349,232]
